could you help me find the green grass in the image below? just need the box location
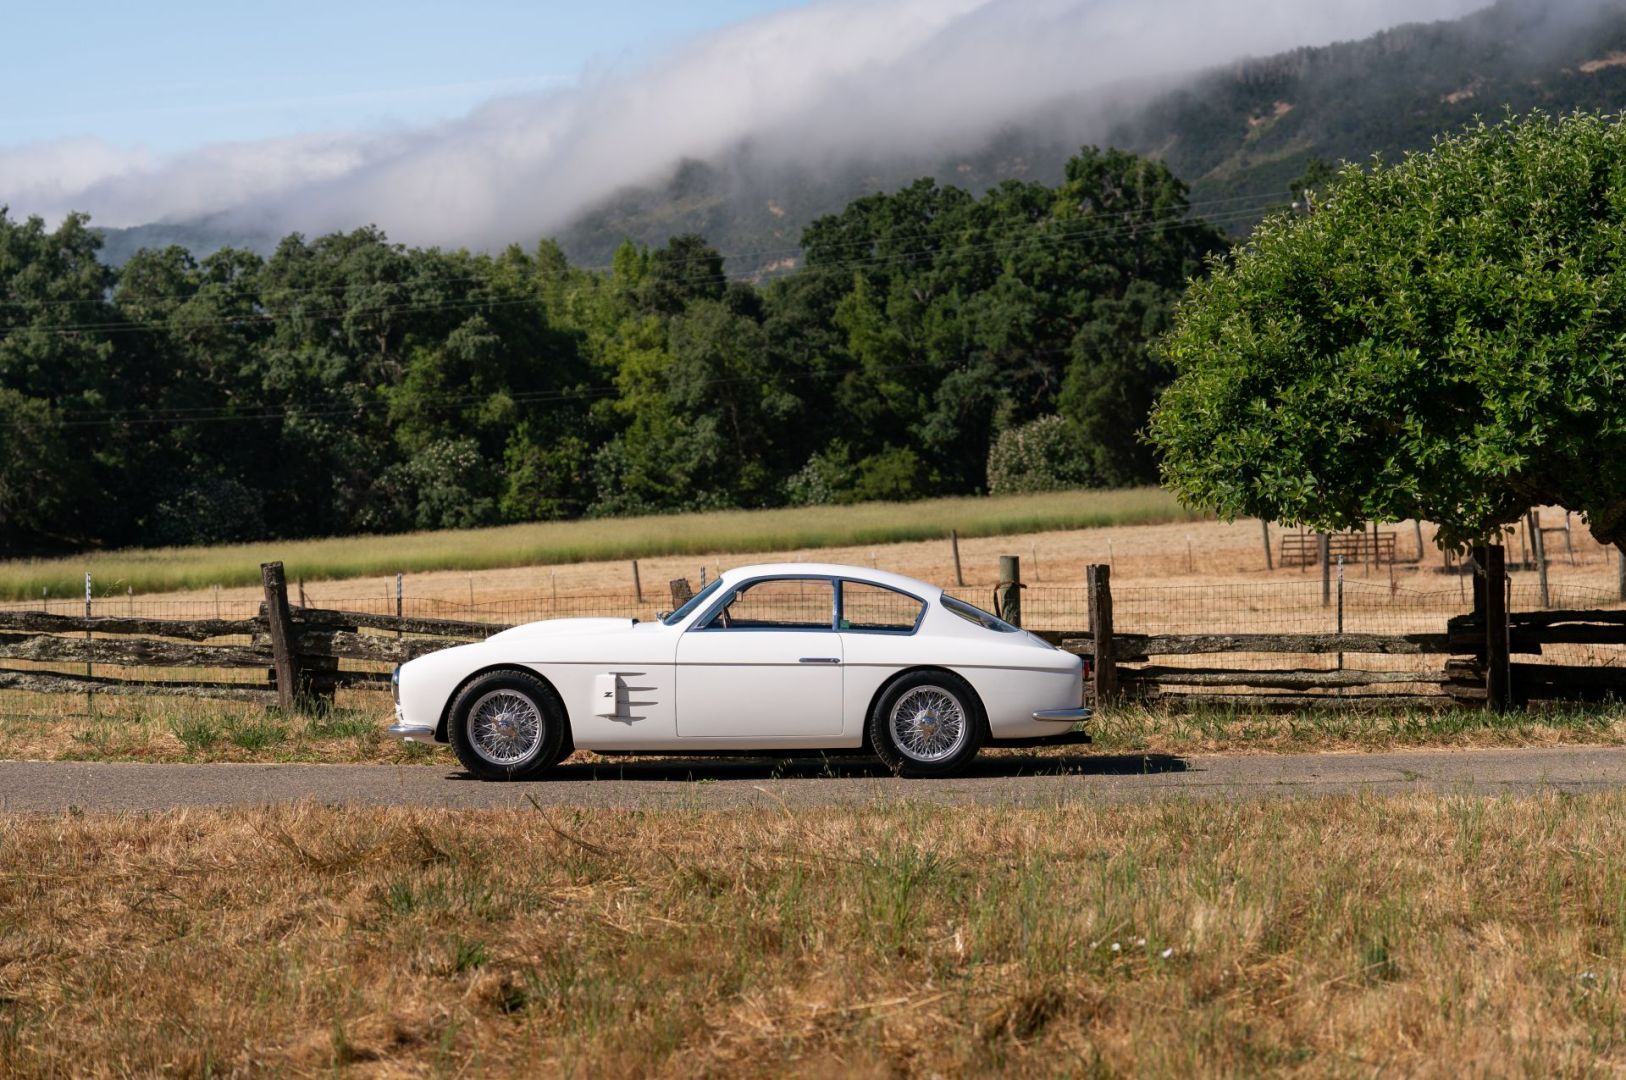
[169,715,222,753]
[222,716,289,751]
[0,487,1200,599]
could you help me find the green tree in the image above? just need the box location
[0,211,118,550]
[638,234,726,316]
[0,389,81,549]
[500,427,592,522]
[1150,112,1626,550]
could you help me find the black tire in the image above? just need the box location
[447,670,568,781]
[868,669,984,778]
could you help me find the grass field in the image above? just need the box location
[3,794,1624,1075]
[0,488,1200,600]
[4,694,1625,765]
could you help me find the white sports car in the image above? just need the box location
[388,563,1090,779]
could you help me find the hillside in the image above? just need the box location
[93,1,1626,273]
[1122,0,1626,211]
[557,0,1626,274]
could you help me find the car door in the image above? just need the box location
[675,576,844,737]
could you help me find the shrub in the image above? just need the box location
[149,478,267,547]
[986,416,1092,495]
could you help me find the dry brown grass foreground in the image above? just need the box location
[3,795,1625,1077]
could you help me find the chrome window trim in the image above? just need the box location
[835,579,928,636]
[692,574,839,632]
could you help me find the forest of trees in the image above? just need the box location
[0,148,1227,555]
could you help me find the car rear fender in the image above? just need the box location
[860,666,988,752]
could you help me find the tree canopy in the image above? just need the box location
[0,146,1226,556]
[1150,112,1626,550]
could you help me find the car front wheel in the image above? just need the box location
[447,670,568,781]
[869,670,984,778]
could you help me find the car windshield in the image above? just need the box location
[941,594,1020,633]
[661,577,726,625]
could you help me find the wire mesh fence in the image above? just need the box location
[4,561,1626,717]
[1111,580,1472,636]
[6,578,1624,641]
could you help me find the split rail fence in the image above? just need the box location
[2,551,1623,717]
[1044,547,1626,711]
[0,563,497,711]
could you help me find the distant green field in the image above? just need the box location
[0,488,1203,600]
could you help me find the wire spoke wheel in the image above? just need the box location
[889,685,968,763]
[467,689,542,766]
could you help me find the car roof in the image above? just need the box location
[719,563,943,599]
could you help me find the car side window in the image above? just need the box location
[706,578,834,630]
[839,581,924,632]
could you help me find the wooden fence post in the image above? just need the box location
[951,530,965,587]
[1087,564,1117,701]
[997,555,1022,627]
[631,560,643,603]
[1260,520,1274,571]
[1483,545,1510,712]
[261,561,301,712]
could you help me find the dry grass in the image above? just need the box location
[1092,700,1626,755]
[0,488,1200,600]
[5,693,1626,766]
[0,693,438,766]
[3,794,1625,1075]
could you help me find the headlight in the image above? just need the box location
[391,666,401,704]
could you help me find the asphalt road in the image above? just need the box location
[2,745,1626,812]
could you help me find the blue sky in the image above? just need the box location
[0,0,809,152]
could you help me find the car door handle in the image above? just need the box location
[798,657,841,664]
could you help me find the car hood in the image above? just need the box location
[484,617,639,643]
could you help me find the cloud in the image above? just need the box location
[0,0,1504,249]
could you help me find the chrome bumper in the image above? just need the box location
[388,721,437,743]
[1032,707,1093,723]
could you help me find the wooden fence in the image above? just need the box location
[2,554,1622,715]
[0,562,493,709]
[1026,565,1457,710]
[1025,548,1626,711]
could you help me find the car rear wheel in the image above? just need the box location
[869,670,984,778]
[448,670,568,781]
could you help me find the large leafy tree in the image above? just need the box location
[1151,113,1626,550]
